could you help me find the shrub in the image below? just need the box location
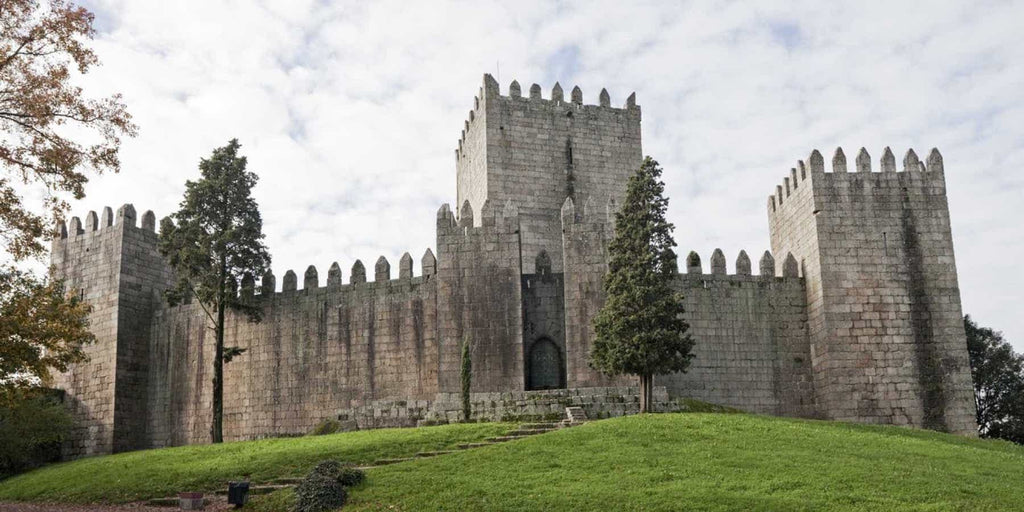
[293,472,346,512]
[311,460,365,487]
[308,418,342,436]
[0,389,71,479]
[337,465,365,488]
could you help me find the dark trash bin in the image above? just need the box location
[228,481,250,508]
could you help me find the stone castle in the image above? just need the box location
[51,74,977,457]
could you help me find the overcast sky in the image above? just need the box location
[62,0,1023,349]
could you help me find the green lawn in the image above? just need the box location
[311,414,1024,512]
[0,422,510,504]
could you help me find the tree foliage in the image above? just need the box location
[0,0,136,261]
[965,315,1024,444]
[0,265,93,399]
[0,388,71,478]
[159,139,270,443]
[591,156,694,413]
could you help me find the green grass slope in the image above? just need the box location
[0,423,510,504]
[335,414,1024,512]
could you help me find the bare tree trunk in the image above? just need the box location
[639,374,650,413]
[647,374,655,413]
[212,257,226,444]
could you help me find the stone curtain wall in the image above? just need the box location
[663,265,816,418]
[145,301,210,447]
[435,201,525,393]
[769,147,976,434]
[560,196,631,389]
[456,74,642,274]
[144,256,440,445]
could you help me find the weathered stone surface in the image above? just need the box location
[769,146,976,435]
[50,76,977,458]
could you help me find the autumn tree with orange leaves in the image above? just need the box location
[1,0,136,261]
[0,0,135,398]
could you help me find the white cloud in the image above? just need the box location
[57,0,1024,348]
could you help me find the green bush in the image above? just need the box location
[311,460,365,487]
[311,460,342,478]
[293,472,346,512]
[308,418,342,436]
[0,389,71,479]
[291,459,365,511]
[336,465,365,488]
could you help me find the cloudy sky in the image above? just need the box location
[61,0,1023,348]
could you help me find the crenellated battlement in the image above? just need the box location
[455,74,640,161]
[767,146,947,219]
[52,203,158,247]
[251,248,438,297]
[677,248,801,279]
[436,199,520,234]
[559,195,618,231]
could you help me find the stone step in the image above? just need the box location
[145,497,181,508]
[507,428,555,436]
[565,406,588,423]
[215,484,290,496]
[457,442,495,449]
[485,435,530,443]
[372,457,416,466]
[518,422,558,429]
[415,450,456,457]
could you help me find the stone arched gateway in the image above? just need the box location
[526,338,565,390]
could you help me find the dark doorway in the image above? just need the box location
[526,338,565,390]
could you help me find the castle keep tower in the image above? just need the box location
[451,74,643,392]
[768,148,976,434]
[456,74,642,274]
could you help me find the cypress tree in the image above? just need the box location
[159,139,271,442]
[590,156,694,413]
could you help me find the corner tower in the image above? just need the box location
[768,147,976,434]
[50,205,172,456]
[455,74,642,273]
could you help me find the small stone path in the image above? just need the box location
[141,410,585,508]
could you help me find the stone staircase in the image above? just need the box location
[562,406,588,426]
[146,408,587,508]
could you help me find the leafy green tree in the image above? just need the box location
[0,388,72,478]
[461,338,472,422]
[159,139,270,443]
[965,315,1024,444]
[0,265,94,399]
[591,156,694,413]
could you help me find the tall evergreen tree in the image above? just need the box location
[965,315,1024,444]
[591,156,694,413]
[159,139,270,443]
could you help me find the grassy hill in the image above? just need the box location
[0,422,509,504]
[2,413,1023,511]
[270,414,1024,512]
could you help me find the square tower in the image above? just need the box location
[50,205,171,456]
[768,147,976,435]
[455,74,642,273]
